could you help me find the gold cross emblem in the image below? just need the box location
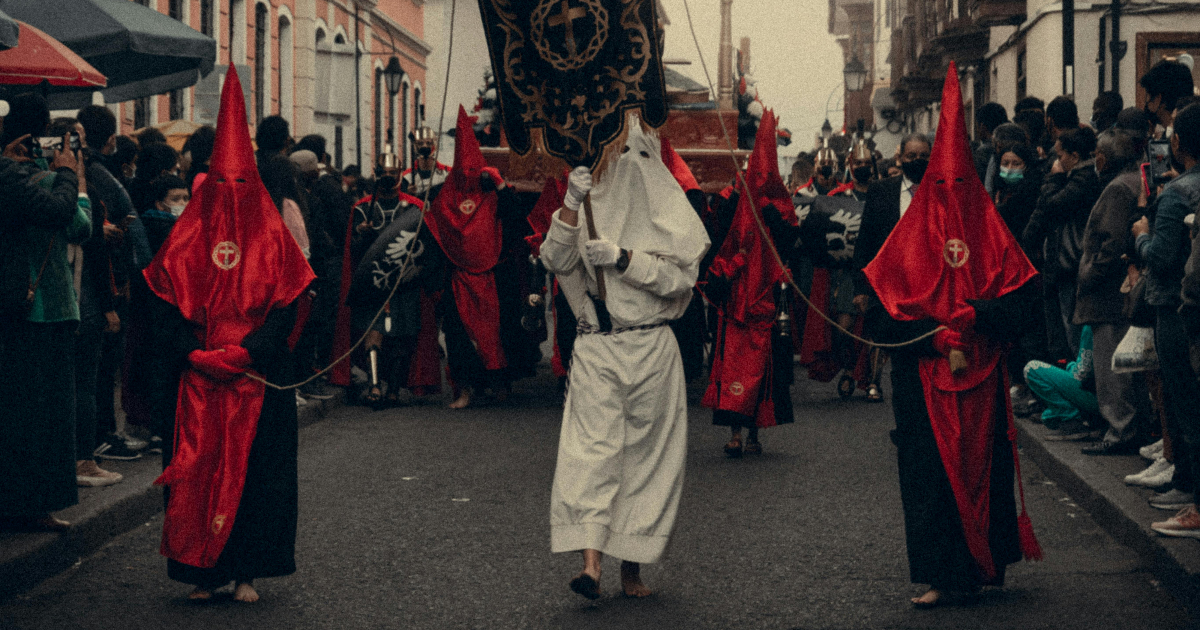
[729,382,744,396]
[459,199,477,215]
[212,241,241,270]
[943,239,969,268]
[548,0,587,57]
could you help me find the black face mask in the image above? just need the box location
[852,165,874,183]
[376,175,398,193]
[417,146,433,158]
[901,158,928,183]
[817,165,834,179]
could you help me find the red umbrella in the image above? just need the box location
[0,20,104,87]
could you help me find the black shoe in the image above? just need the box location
[299,382,336,400]
[1081,441,1140,456]
[146,436,164,454]
[94,437,143,461]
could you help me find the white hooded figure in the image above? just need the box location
[541,115,709,597]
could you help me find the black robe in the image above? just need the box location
[157,299,300,587]
[868,282,1037,590]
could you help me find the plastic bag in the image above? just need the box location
[1112,326,1159,373]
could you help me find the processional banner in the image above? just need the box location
[477,0,670,169]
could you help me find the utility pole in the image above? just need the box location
[1111,0,1125,92]
[354,4,362,170]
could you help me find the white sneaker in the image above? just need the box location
[1125,457,1173,487]
[1140,439,1165,461]
[118,433,148,452]
[76,462,123,487]
[296,391,308,407]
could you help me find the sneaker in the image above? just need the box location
[1142,463,1177,489]
[93,437,142,461]
[1141,440,1165,461]
[1125,457,1174,487]
[118,433,148,452]
[147,436,163,454]
[295,391,308,407]
[1152,505,1200,538]
[76,468,123,487]
[1151,488,1195,510]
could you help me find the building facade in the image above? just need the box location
[115,0,429,172]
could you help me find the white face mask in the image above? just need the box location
[168,204,186,218]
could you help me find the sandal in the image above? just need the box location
[744,439,762,455]
[724,435,743,458]
[866,384,883,403]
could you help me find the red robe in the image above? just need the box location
[703,110,794,427]
[145,65,315,568]
[526,175,569,377]
[424,106,506,372]
[863,62,1041,578]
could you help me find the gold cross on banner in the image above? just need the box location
[548,0,587,57]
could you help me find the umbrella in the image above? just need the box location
[1,0,215,102]
[0,20,105,108]
[0,9,18,50]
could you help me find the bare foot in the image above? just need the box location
[233,582,259,603]
[448,390,471,409]
[911,588,941,608]
[620,561,652,598]
[188,587,213,601]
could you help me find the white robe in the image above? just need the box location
[542,207,705,563]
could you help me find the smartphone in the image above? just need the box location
[1140,162,1153,199]
[1147,139,1172,186]
[30,132,81,155]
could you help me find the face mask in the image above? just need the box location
[376,175,398,192]
[167,204,186,217]
[416,146,433,158]
[999,167,1025,184]
[900,158,928,183]
[817,165,833,179]
[852,165,874,183]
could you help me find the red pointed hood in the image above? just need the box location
[449,105,484,186]
[661,137,699,192]
[425,104,501,274]
[144,63,315,344]
[525,171,568,256]
[863,62,1036,330]
[744,109,795,225]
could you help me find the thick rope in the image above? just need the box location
[679,0,943,349]
[248,0,459,390]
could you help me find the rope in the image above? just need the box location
[678,0,943,349]
[247,0,460,391]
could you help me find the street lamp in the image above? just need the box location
[821,119,833,142]
[384,56,405,97]
[843,56,868,93]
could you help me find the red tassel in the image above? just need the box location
[1018,511,1043,561]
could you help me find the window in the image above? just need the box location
[134,97,150,129]
[413,88,421,126]
[169,0,182,20]
[200,0,214,36]
[169,89,184,120]
[254,3,267,123]
[278,16,293,119]
[401,85,409,168]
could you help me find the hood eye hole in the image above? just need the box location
[639,150,650,158]
[622,146,630,154]
[235,178,246,183]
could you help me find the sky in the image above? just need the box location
[426,0,846,159]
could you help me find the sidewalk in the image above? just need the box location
[0,390,346,602]
[1016,416,1200,612]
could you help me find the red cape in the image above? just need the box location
[425,106,506,371]
[703,110,791,426]
[863,62,1041,577]
[145,65,315,568]
[525,172,567,257]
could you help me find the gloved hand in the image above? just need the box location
[704,274,732,307]
[188,345,252,382]
[585,239,622,267]
[564,166,592,212]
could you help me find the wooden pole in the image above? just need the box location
[582,192,607,300]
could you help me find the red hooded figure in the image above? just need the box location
[702,109,794,428]
[145,65,315,568]
[425,106,507,373]
[863,62,1041,581]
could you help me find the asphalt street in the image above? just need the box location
[0,363,1192,630]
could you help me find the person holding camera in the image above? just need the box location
[0,93,91,531]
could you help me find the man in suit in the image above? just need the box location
[853,133,933,306]
[850,134,932,401]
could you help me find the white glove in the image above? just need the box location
[586,239,622,267]
[564,166,592,212]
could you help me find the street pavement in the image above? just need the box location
[0,365,1193,629]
